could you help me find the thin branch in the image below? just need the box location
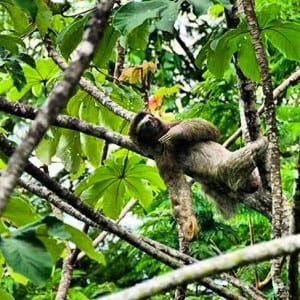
[44,35,133,121]
[77,199,137,261]
[223,69,300,148]
[97,234,300,300]
[0,0,115,211]
[0,97,138,153]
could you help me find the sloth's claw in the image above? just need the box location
[158,134,171,144]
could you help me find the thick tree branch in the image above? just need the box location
[0,97,138,152]
[242,0,287,297]
[98,234,300,300]
[0,0,115,211]
[288,147,300,299]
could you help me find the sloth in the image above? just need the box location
[129,112,268,218]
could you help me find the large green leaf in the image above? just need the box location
[76,153,163,215]
[187,0,211,15]
[103,181,126,219]
[7,58,60,101]
[237,37,260,82]
[57,15,90,59]
[0,289,14,300]
[263,21,300,62]
[35,0,53,37]
[207,29,244,78]
[113,0,179,35]
[44,217,105,264]
[125,177,152,210]
[0,35,24,54]
[56,128,82,174]
[126,164,165,190]
[14,0,38,19]
[0,235,52,285]
[79,96,103,167]
[93,25,120,68]
[126,21,150,50]
[2,196,40,226]
[257,4,280,28]
[2,1,30,34]
[36,128,60,164]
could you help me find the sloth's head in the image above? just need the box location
[129,112,165,145]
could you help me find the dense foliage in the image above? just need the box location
[0,0,299,299]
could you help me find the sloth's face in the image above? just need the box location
[136,114,163,145]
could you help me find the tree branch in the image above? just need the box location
[44,35,133,121]
[288,144,300,299]
[0,0,115,211]
[0,96,137,153]
[97,234,300,300]
[223,68,300,148]
[242,0,287,297]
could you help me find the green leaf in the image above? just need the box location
[18,53,36,68]
[93,25,120,68]
[35,0,53,37]
[237,37,260,82]
[154,85,179,97]
[207,29,243,78]
[5,59,26,91]
[44,217,105,264]
[14,0,38,19]
[0,289,14,300]
[195,42,210,69]
[263,21,300,62]
[2,196,40,226]
[79,97,103,167]
[103,181,126,219]
[126,21,150,50]
[56,129,82,173]
[75,166,116,196]
[257,4,280,28]
[127,164,165,190]
[57,15,90,59]
[125,177,152,210]
[113,0,178,35]
[155,1,179,33]
[0,35,24,54]
[36,128,60,164]
[0,236,52,285]
[2,1,30,34]
[6,58,59,101]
